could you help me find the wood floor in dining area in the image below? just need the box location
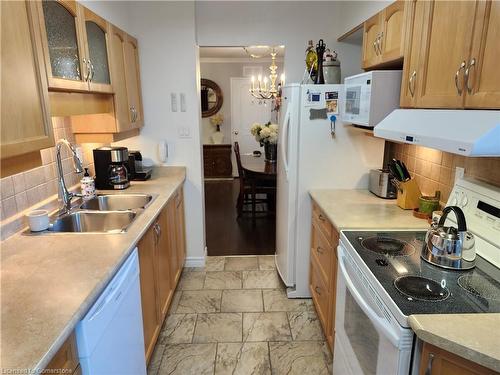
[204,179,275,256]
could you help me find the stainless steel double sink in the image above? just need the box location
[25,194,156,234]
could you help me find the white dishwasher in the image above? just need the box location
[76,248,146,375]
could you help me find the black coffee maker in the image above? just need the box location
[93,147,130,190]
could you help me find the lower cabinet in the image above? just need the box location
[138,186,186,364]
[309,201,339,353]
[44,332,80,374]
[420,343,496,375]
[203,144,232,178]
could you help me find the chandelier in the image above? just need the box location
[249,48,285,100]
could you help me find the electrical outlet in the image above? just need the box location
[178,126,191,138]
[455,166,465,181]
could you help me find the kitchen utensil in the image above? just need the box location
[392,158,409,181]
[27,210,49,232]
[418,191,441,217]
[422,206,476,270]
[388,161,403,181]
[315,39,326,84]
[369,169,397,199]
[400,161,411,180]
[396,179,421,210]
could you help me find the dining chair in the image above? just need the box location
[234,142,275,217]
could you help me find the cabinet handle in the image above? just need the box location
[316,246,324,254]
[87,59,94,82]
[465,58,476,94]
[377,32,383,55]
[318,214,326,222]
[373,40,378,55]
[315,286,321,295]
[134,107,138,122]
[83,58,90,81]
[425,353,435,375]
[408,70,417,97]
[454,61,466,95]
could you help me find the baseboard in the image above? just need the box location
[185,256,205,268]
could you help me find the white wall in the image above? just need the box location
[82,1,206,266]
[200,60,283,144]
[337,1,391,37]
[195,1,365,84]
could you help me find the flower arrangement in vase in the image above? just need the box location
[210,113,224,144]
[250,122,279,162]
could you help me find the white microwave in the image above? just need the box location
[343,70,402,128]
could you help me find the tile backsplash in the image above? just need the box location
[387,141,500,203]
[0,117,104,238]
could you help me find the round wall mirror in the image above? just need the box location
[200,79,223,118]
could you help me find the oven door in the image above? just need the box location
[333,245,413,375]
[343,84,371,126]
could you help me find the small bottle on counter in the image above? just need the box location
[81,168,96,199]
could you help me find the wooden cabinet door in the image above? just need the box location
[420,343,495,375]
[123,35,143,128]
[81,7,112,93]
[108,25,134,133]
[137,225,160,363]
[166,198,180,286]
[362,13,382,69]
[156,207,173,319]
[400,0,423,107]
[175,189,186,273]
[326,229,339,353]
[464,1,500,108]
[36,0,89,91]
[380,0,407,63]
[44,332,79,374]
[1,1,54,159]
[415,0,479,108]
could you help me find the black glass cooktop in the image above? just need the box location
[343,231,500,317]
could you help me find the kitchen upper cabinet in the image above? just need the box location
[1,1,54,160]
[108,25,143,132]
[137,225,160,363]
[81,7,112,93]
[464,1,500,108]
[419,343,495,375]
[402,0,499,109]
[35,0,112,93]
[362,0,409,70]
[362,14,382,69]
[36,0,88,91]
[123,36,144,128]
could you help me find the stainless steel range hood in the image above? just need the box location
[374,109,500,157]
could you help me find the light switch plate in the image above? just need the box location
[171,93,178,112]
[180,93,186,112]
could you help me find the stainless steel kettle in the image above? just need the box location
[421,206,476,270]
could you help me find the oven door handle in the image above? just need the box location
[338,246,401,348]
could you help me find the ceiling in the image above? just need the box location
[200,46,285,60]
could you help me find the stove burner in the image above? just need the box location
[361,236,415,256]
[458,274,500,301]
[394,276,450,302]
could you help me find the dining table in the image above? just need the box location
[239,154,277,178]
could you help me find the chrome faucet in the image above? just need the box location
[56,139,83,213]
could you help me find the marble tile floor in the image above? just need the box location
[148,255,332,375]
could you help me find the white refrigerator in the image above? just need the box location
[275,84,385,298]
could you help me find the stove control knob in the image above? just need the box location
[460,193,468,207]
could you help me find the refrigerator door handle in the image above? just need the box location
[281,106,291,180]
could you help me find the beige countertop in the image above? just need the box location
[409,314,500,372]
[309,189,429,231]
[0,167,186,372]
[310,189,500,372]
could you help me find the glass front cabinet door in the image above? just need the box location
[36,0,112,93]
[82,7,112,93]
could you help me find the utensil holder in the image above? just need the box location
[396,179,421,210]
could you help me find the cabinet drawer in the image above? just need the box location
[311,223,333,284]
[309,256,330,331]
[312,203,334,243]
